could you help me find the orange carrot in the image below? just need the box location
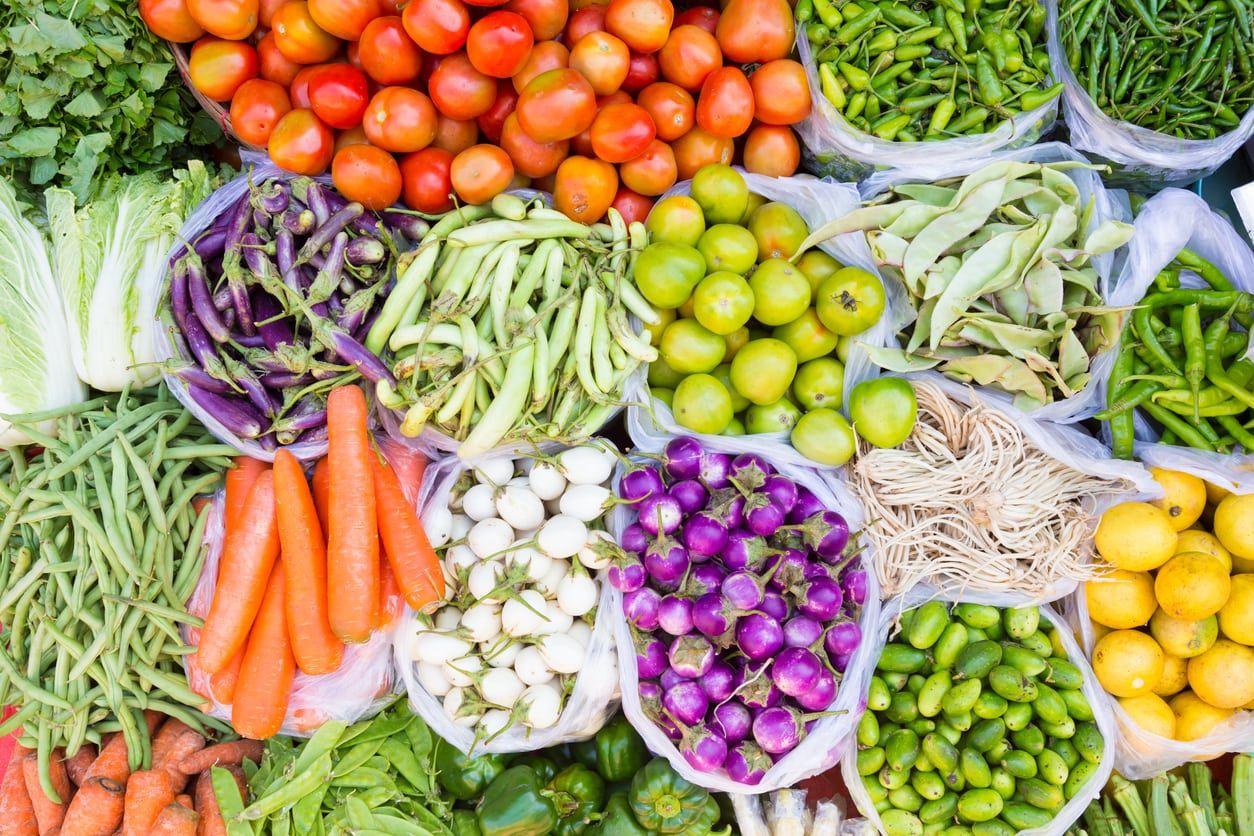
[197,471,282,674]
[59,778,123,836]
[273,449,343,675]
[149,802,198,836]
[193,766,241,836]
[379,440,428,504]
[223,458,269,533]
[0,744,37,836]
[207,651,243,705]
[61,747,95,789]
[84,712,163,786]
[326,385,379,643]
[151,727,204,794]
[377,550,404,628]
[149,720,195,768]
[175,741,262,776]
[372,456,445,612]
[174,794,192,809]
[311,457,331,533]
[119,770,174,836]
[232,562,296,740]
[22,752,69,834]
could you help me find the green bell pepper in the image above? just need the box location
[592,792,654,836]
[692,796,733,836]
[436,741,507,802]
[569,738,599,771]
[452,810,483,836]
[593,716,649,782]
[545,764,607,835]
[513,754,561,785]
[477,766,559,836]
[629,759,710,833]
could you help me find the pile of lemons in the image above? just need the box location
[1084,469,1254,742]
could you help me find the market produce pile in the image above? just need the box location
[1069,759,1254,836]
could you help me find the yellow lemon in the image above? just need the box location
[1151,469,1208,531]
[1093,630,1165,698]
[1091,620,1112,643]
[1148,609,1219,658]
[1155,552,1232,620]
[1170,691,1236,741]
[1174,530,1232,572]
[1095,502,1179,571]
[1219,574,1254,645]
[1187,639,1254,709]
[1085,566,1158,629]
[1119,693,1177,738]
[1214,492,1254,561]
[1206,481,1232,507]
[1152,653,1189,697]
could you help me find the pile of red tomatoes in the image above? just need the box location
[139,0,809,222]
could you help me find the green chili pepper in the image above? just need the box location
[1218,415,1254,451]
[1134,306,1184,374]
[1019,82,1064,111]
[835,6,882,43]
[819,63,848,108]
[1105,334,1138,458]
[879,1,930,25]
[796,0,814,21]
[477,766,560,836]
[1182,303,1206,421]
[1142,400,1217,451]
[975,52,1006,105]
[839,61,872,90]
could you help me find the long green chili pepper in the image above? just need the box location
[1181,303,1206,421]
[1107,334,1139,458]
[1141,400,1217,451]
[1133,306,1184,374]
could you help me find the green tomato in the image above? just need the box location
[723,327,750,362]
[635,242,706,309]
[724,416,746,435]
[796,249,843,294]
[692,271,754,335]
[698,224,758,275]
[730,338,797,405]
[647,354,686,388]
[660,319,725,374]
[791,408,857,466]
[653,388,674,409]
[773,308,840,363]
[745,398,802,434]
[712,363,750,412]
[645,195,706,247]
[793,357,845,411]
[741,191,768,224]
[690,164,748,224]
[643,306,676,346]
[749,259,811,326]
[672,373,733,434]
[748,202,809,261]
[816,266,886,336]
[849,377,918,448]
[836,334,853,363]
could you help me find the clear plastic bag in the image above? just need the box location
[844,590,1118,836]
[796,37,1059,183]
[608,433,883,794]
[1044,0,1254,188]
[180,491,397,737]
[626,171,891,470]
[858,142,1132,425]
[394,447,620,754]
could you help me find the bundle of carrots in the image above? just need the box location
[0,713,261,836]
[192,385,445,739]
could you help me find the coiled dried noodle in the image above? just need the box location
[852,380,1133,597]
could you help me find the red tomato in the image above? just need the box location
[451,145,515,204]
[309,0,380,40]
[716,0,792,63]
[749,59,811,125]
[332,144,402,209]
[674,4,718,32]
[363,87,438,151]
[589,102,655,162]
[464,0,509,7]
[188,37,258,102]
[610,186,654,224]
[400,147,456,212]
[402,0,469,54]
[427,52,497,120]
[554,155,617,223]
[569,32,629,96]
[697,66,754,137]
[618,137,675,195]
[516,68,597,142]
[657,25,721,91]
[268,108,335,174]
[272,2,340,64]
[186,0,258,39]
[306,63,370,129]
[564,5,606,45]
[230,79,292,145]
[140,0,205,42]
[500,112,567,177]
[434,115,480,153]
[637,82,694,141]
[477,81,519,143]
[568,90,628,155]
[376,0,402,9]
[742,124,799,176]
[258,32,302,87]
[259,0,288,26]
[604,0,672,53]
[466,11,535,78]
[345,40,363,69]
[289,64,323,108]
[622,50,659,92]
[335,125,370,150]
[505,0,567,40]
[358,17,423,84]
[671,124,732,178]
[513,41,569,93]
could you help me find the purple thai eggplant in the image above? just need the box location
[795,577,843,621]
[636,493,682,536]
[643,538,689,585]
[624,587,662,631]
[683,563,726,597]
[678,724,727,772]
[668,479,708,514]
[668,634,715,679]
[186,386,265,438]
[699,452,732,489]
[663,436,703,481]
[788,486,825,523]
[721,570,766,610]
[770,647,823,697]
[620,466,665,503]
[662,680,708,726]
[712,700,752,745]
[760,475,799,514]
[782,615,823,648]
[681,513,727,558]
[795,667,837,711]
[635,634,669,679]
[736,613,784,661]
[657,595,694,637]
[759,592,789,622]
[620,523,648,555]
[824,620,862,657]
[752,706,807,754]
[698,658,739,702]
[725,741,771,785]
[692,593,736,641]
[608,556,647,592]
[723,530,774,572]
[799,511,850,561]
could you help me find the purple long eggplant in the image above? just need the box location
[186,256,230,343]
[282,208,315,236]
[169,259,193,338]
[222,354,280,417]
[306,233,348,304]
[185,385,265,439]
[251,289,295,350]
[304,180,331,226]
[296,202,364,265]
[380,210,429,241]
[274,396,327,444]
[322,188,382,236]
[259,371,314,389]
[170,363,233,394]
[346,237,386,265]
[252,180,290,215]
[275,228,296,284]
